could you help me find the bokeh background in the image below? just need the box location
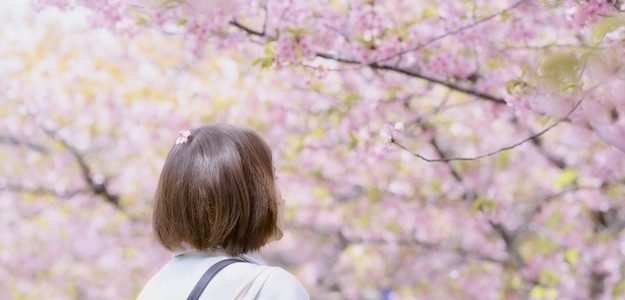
[2,0,625,299]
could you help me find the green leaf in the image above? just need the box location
[605,183,624,199]
[472,197,497,212]
[135,16,148,25]
[348,133,359,150]
[539,269,560,286]
[530,286,546,299]
[252,57,274,69]
[287,27,313,39]
[485,58,504,70]
[505,79,531,96]
[344,92,360,104]
[357,214,370,226]
[507,274,522,289]
[264,43,276,56]
[564,248,579,266]
[536,52,581,91]
[367,187,382,203]
[554,168,578,188]
[295,44,304,58]
[497,151,510,169]
[591,16,625,44]
[613,280,625,297]
[560,82,578,93]
[312,186,331,198]
[421,7,437,18]
[530,285,558,300]
[520,236,560,258]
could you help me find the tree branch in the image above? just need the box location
[230,20,265,37]
[389,94,586,162]
[316,52,507,104]
[489,220,524,268]
[287,222,507,265]
[429,136,463,182]
[418,131,523,267]
[39,127,121,209]
[229,20,508,104]
[374,0,529,64]
[0,183,86,198]
[528,133,566,169]
[0,135,49,153]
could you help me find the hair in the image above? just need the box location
[152,124,279,256]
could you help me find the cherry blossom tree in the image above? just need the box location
[2,0,625,299]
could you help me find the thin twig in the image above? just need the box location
[374,0,528,64]
[390,93,587,163]
[0,135,49,153]
[0,183,86,198]
[287,222,507,265]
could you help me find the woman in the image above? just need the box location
[137,124,310,299]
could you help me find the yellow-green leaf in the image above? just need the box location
[613,280,625,297]
[472,197,497,212]
[536,52,580,91]
[530,285,546,299]
[422,7,437,18]
[505,79,531,96]
[530,285,558,300]
[539,269,560,286]
[554,168,578,188]
[565,248,579,265]
[591,16,625,44]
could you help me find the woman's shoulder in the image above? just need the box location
[257,266,310,300]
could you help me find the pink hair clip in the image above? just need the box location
[176,129,191,144]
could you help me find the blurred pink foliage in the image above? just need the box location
[2,0,625,299]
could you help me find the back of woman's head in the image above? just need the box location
[152,124,279,256]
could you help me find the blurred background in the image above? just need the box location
[2,0,625,299]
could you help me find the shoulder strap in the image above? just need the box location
[186,258,247,300]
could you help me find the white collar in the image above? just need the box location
[171,243,266,265]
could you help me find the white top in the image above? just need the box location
[137,248,310,300]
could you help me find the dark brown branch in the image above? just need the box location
[508,115,567,169]
[316,53,507,104]
[529,134,566,169]
[429,137,463,183]
[230,20,265,37]
[590,269,609,299]
[0,135,49,153]
[588,206,618,298]
[608,0,625,11]
[39,127,121,209]
[519,185,600,234]
[489,220,524,268]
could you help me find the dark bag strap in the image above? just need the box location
[186,258,247,300]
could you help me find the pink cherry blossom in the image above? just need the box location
[5,0,625,299]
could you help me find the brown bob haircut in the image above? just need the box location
[152,124,279,256]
